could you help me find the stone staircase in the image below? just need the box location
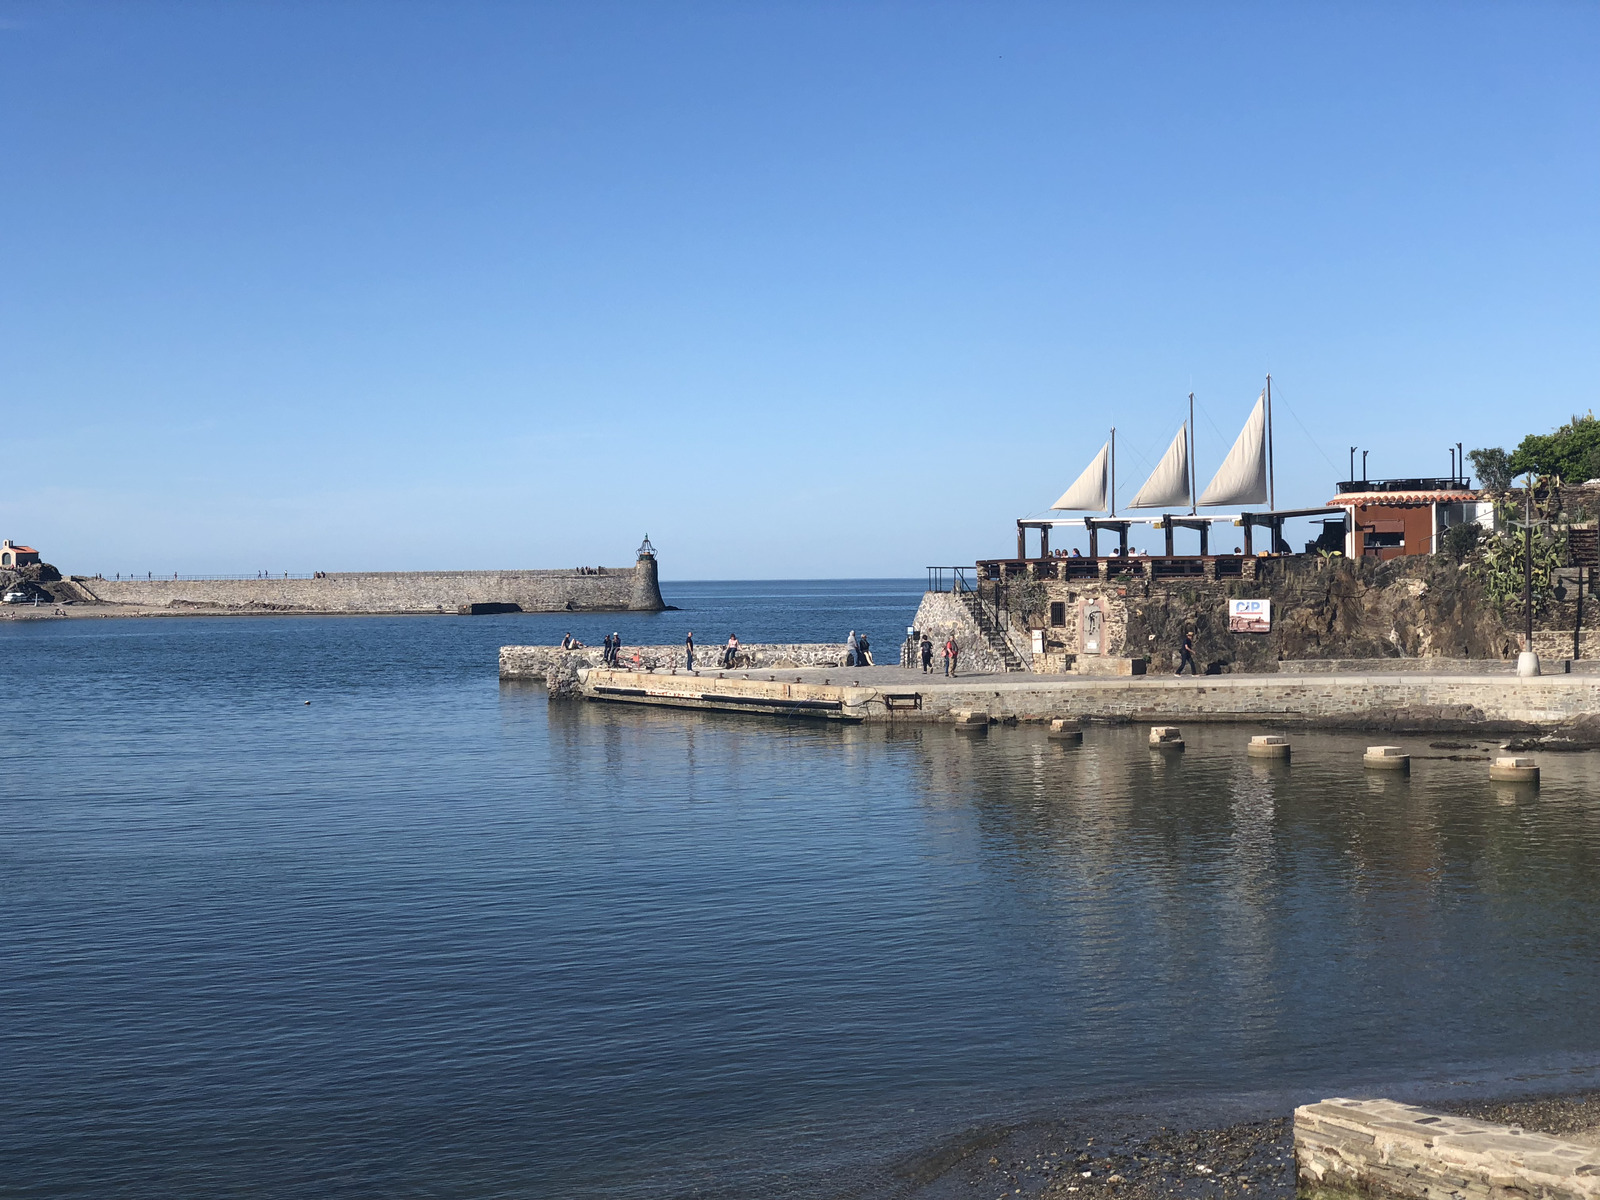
[957,590,1029,671]
[1569,526,1597,568]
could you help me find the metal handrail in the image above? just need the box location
[925,566,974,593]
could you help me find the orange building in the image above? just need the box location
[1325,479,1491,561]
[0,540,40,568]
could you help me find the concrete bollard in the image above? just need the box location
[1149,725,1184,750]
[1363,745,1410,771]
[1489,755,1539,784]
[1247,734,1291,760]
[953,709,989,733]
[1048,718,1083,742]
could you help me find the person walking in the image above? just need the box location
[920,634,933,673]
[610,632,622,667]
[1176,629,1198,676]
[724,633,739,668]
[603,632,615,666]
[685,631,695,670]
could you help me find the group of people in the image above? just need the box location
[845,631,873,666]
[675,632,742,670]
[913,633,961,675]
[559,630,628,668]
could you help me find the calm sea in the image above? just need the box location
[5,579,1600,1199]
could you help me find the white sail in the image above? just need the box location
[1051,442,1109,511]
[1198,394,1268,506]
[1128,425,1190,509]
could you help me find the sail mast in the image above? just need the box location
[1266,374,1275,511]
[1188,392,1197,516]
[1110,427,1117,517]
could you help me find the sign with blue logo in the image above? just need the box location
[1228,598,1272,633]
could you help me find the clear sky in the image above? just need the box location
[2,2,1596,579]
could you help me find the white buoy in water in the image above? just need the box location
[1149,725,1184,750]
[1363,745,1410,771]
[1247,734,1291,760]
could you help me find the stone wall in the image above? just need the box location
[75,558,664,614]
[1278,658,1517,674]
[500,642,856,681]
[1533,630,1600,661]
[1295,1097,1600,1200]
[996,556,1521,674]
[904,592,1012,675]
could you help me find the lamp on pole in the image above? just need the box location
[1511,474,1545,677]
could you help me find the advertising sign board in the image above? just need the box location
[1228,598,1272,633]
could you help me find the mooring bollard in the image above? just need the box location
[1247,734,1291,760]
[1048,718,1083,743]
[1363,745,1411,772]
[1489,755,1539,784]
[1149,725,1184,750]
[953,709,989,733]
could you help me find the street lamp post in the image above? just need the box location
[1514,475,1542,677]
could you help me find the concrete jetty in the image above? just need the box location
[503,648,1600,732]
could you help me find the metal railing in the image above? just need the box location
[925,566,974,594]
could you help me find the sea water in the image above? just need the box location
[5,579,1600,1199]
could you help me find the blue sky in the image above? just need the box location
[2,2,1596,578]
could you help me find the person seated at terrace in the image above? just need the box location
[1070,548,1082,558]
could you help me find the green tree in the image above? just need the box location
[1440,522,1481,561]
[1467,447,1512,492]
[1473,487,1567,610]
[1507,412,1600,482]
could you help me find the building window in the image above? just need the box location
[1049,601,1066,627]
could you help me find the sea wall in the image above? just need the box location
[574,666,1600,730]
[75,559,665,614]
[501,643,855,680]
[1295,1097,1600,1200]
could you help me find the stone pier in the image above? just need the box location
[501,648,1600,731]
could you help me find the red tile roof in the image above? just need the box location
[1327,491,1478,506]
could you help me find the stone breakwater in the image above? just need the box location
[550,663,1600,730]
[75,560,664,615]
[500,643,854,681]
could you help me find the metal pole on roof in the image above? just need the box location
[1110,427,1117,518]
